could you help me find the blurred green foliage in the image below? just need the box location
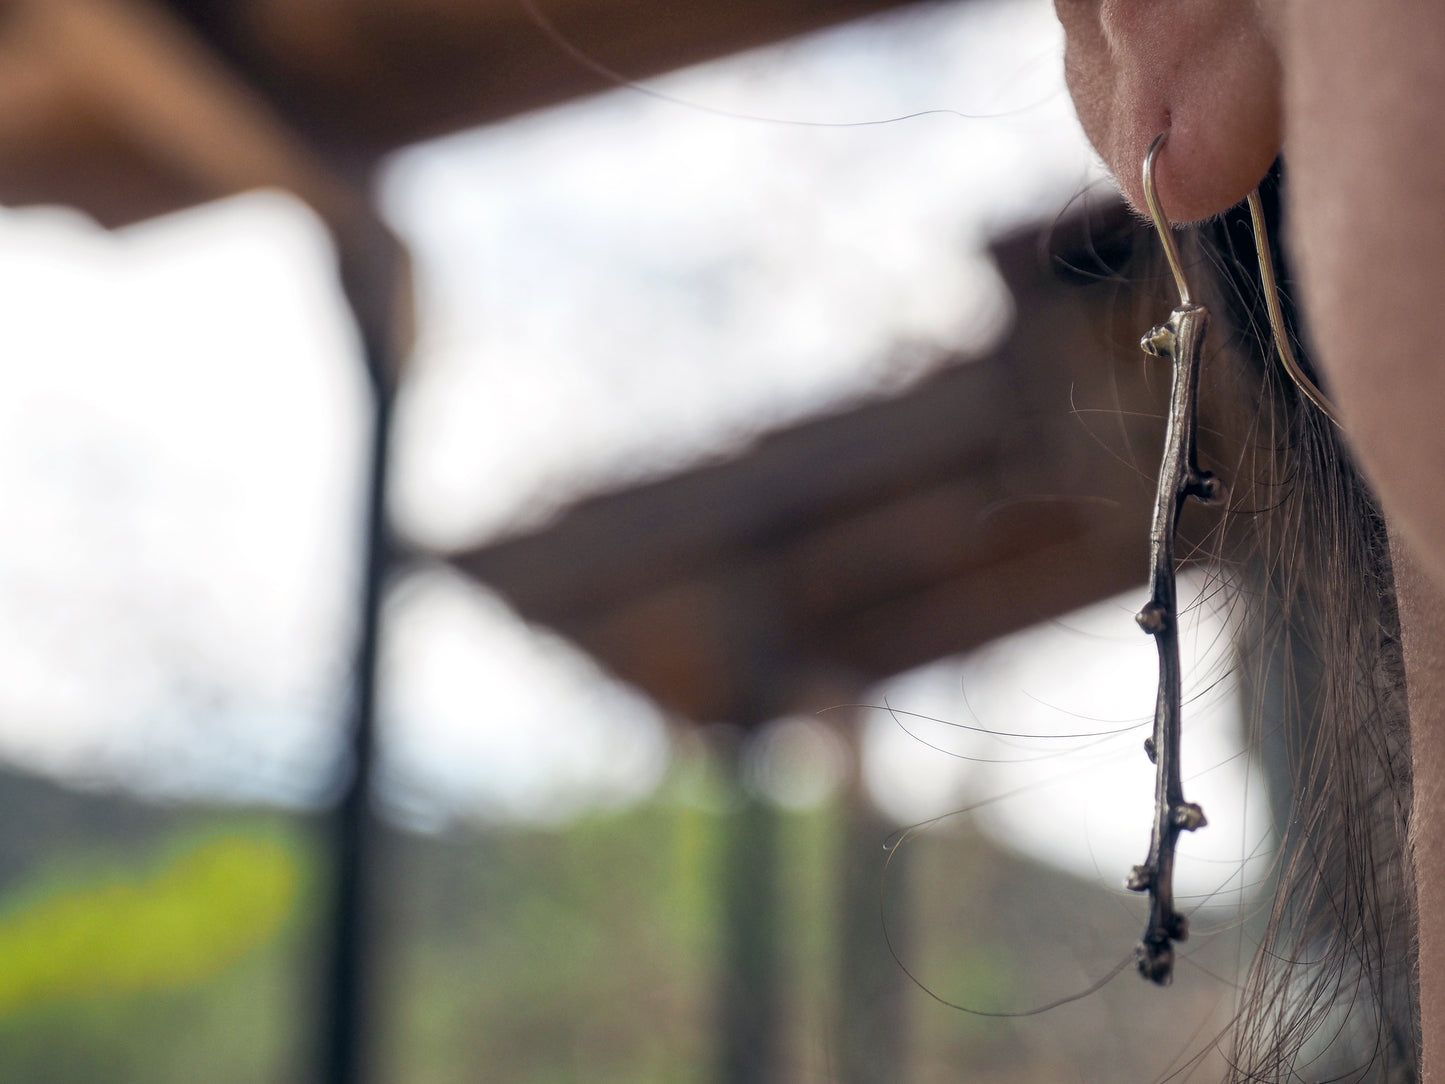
[377,798,746,1083]
[0,833,300,1013]
[0,761,1234,1084]
[0,812,316,1084]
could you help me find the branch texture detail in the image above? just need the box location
[1128,302,1218,985]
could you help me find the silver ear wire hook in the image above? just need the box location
[1142,133,1193,307]
[1246,190,1342,427]
[1127,132,1216,985]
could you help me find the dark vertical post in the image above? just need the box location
[320,216,411,1084]
[836,715,908,1083]
[717,728,782,1084]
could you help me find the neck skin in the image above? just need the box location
[1270,1,1445,1073]
[1278,0,1445,590]
[1395,539,1445,1079]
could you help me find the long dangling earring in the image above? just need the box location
[1127,133,1216,985]
[1246,190,1342,427]
[1126,143,1340,984]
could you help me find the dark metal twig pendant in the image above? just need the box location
[1126,134,1219,985]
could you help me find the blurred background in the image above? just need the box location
[0,0,1279,1080]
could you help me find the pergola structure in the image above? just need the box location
[449,210,1163,726]
[0,2,1179,1080]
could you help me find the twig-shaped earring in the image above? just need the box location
[1126,133,1219,985]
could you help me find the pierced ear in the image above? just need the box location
[1057,0,1282,222]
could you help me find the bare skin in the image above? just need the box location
[1052,0,1280,222]
[1054,0,1445,1075]
[1395,540,1445,1082]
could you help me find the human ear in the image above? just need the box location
[1054,0,1281,223]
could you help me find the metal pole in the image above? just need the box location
[320,216,410,1084]
[717,728,782,1084]
[836,715,907,1083]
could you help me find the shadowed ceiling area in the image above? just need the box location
[158,0,926,157]
[0,0,924,226]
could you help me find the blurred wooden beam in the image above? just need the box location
[0,0,930,228]
[159,0,930,163]
[0,0,376,227]
[448,204,1171,723]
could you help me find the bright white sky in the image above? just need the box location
[0,0,1272,897]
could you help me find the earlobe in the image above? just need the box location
[1057,0,1282,222]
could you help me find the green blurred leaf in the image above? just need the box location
[0,834,299,1014]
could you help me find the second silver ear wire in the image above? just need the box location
[1246,191,1342,427]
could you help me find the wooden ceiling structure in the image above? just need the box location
[0,0,925,228]
[449,206,1170,725]
[0,0,1181,724]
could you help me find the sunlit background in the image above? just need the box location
[0,0,1276,1080]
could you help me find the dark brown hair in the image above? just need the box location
[1197,178,1418,1081]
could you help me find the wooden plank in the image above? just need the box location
[448,206,1173,722]
[0,0,365,227]
[0,0,924,226]
[160,0,927,160]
